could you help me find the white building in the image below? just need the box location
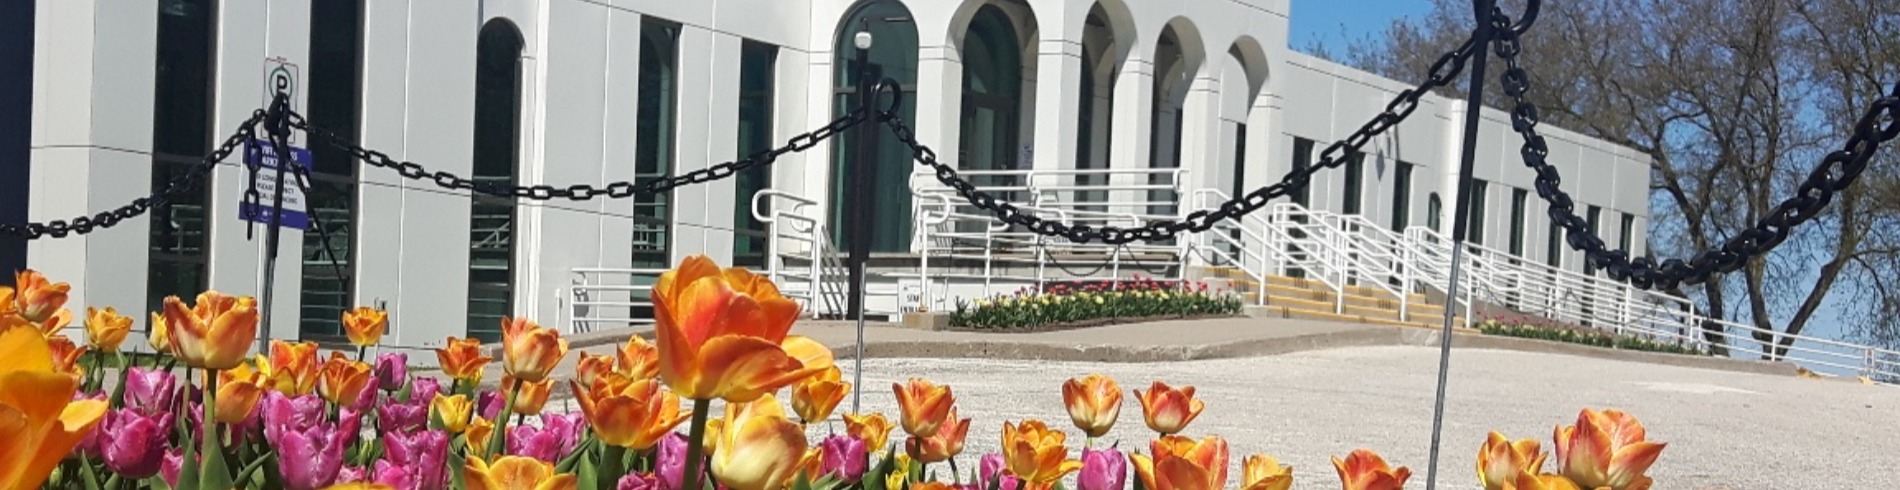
[10,0,1649,350]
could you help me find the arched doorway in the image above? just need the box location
[829,0,919,253]
[959,5,1024,196]
[1076,3,1120,211]
[466,19,523,342]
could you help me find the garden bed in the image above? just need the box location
[948,277,1245,330]
[1475,317,1709,357]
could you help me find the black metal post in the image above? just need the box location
[258,92,295,354]
[847,29,877,322]
[1425,2,1495,489]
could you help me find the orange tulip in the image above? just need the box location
[711,394,808,490]
[893,378,954,438]
[463,455,579,490]
[843,412,894,453]
[1135,381,1204,435]
[1332,449,1411,490]
[794,447,824,483]
[83,307,132,352]
[319,353,374,407]
[572,376,690,450]
[1512,471,1584,490]
[0,282,12,317]
[436,337,494,383]
[432,394,475,434]
[1062,374,1122,438]
[791,366,850,425]
[499,317,567,383]
[10,269,70,326]
[216,367,266,424]
[1478,432,1547,490]
[504,375,553,415]
[905,406,970,463]
[651,255,833,402]
[258,340,322,396]
[466,417,497,459]
[147,311,173,354]
[1554,409,1665,490]
[342,306,389,347]
[911,483,957,490]
[45,336,86,378]
[163,291,260,370]
[1240,454,1293,490]
[617,335,660,380]
[1132,435,1229,490]
[574,353,615,389]
[0,326,110,490]
[1001,420,1084,484]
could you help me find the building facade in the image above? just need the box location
[12,0,1649,350]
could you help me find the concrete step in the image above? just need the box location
[1265,275,1416,300]
[1259,283,1434,311]
[1249,305,1471,331]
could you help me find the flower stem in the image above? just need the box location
[489,380,523,458]
[682,398,713,490]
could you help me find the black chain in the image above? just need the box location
[883,37,1482,245]
[1491,10,1900,291]
[0,111,267,240]
[293,107,870,201]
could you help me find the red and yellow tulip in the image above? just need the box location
[0,326,109,489]
[843,412,894,453]
[906,406,969,463]
[1478,432,1547,490]
[436,337,494,383]
[83,306,132,352]
[650,255,833,402]
[318,353,375,407]
[466,417,497,459]
[9,269,70,326]
[1132,435,1229,490]
[1135,381,1204,435]
[573,353,616,389]
[792,366,850,425]
[45,336,86,378]
[572,376,690,450]
[162,291,260,370]
[504,375,553,415]
[1062,373,1122,438]
[1332,449,1411,490]
[1240,454,1293,490]
[617,335,660,380]
[432,393,475,434]
[1001,420,1084,484]
[499,317,567,383]
[258,339,322,396]
[1511,471,1584,490]
[216,367,266,424]
[342,306,389,347]
[711,394,808,490]
[893,378,955,438]
[1553,409,1665,490]
[462,455,579,490]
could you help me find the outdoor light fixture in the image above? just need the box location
[855,31,873,50]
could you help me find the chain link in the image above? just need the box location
[1490,9,1900,291]
[293,107,870,200]
[886,36,1482,245]
[0,111,267,240]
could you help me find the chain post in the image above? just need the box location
[256,90,298,355]
[846,27,877,415]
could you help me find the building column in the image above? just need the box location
[1030,38,1082,175]
[1179,70,1222,213]
[1106,50,1153,220]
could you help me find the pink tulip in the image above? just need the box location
[377,397,430,434]
[339,465,369,484]
[373,460,418,490]
[477,390,505,420]
[125,367,178,416]
[378,429,449,490]
[409,377,442,403]
[656,432,690,490]
[1078,447,1126,490]
[271,408,362,490]
[263,392,327,437]
[349,380,380,412]
[102,409,172,478]
[75,391,108,454]
[162,448,184,488]
[820,435,869,483]
[981,453,1022,490]
[375,352,409,392]
[620,472,663,490]
[507,412,586,463]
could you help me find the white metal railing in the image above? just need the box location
[565,267,667,333]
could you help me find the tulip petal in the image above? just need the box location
[0,327,55,375]
[0,370,79,426]
[1156,456,1213,490]
[21,399,107,487]
[695,335,805,402]
[1607,441,1665,487]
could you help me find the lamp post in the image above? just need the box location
[847,27,875,414]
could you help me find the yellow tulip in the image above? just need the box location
[83,307,132,352]
[431,394,474,434]
[216,367,266,425]
[436,337,494,383]
[843,412,894,453]
[1553,409,1665,490]
[1240,454,1293,490]
[463,455,579,490]
[0,326,109,489]
[574,353,615,389]
[162,291,260,370]
[1332,449,1411,490]
[703,417,727,455]
[892,378,954,438]
[1135,381,1204,435]
[9,269,70,326]
[318,353,374,407]
[259,340,322,396]
[794,447,824,484]
[617,335,660,380]
[500,317,567,383]
[1131,435,1229,490]
[45,336,86,378]
[1512,471,1585,490]
[342,306,389,347]
[504,375,553,415]
[905,407,969,464]
[1000,420,1083,484]
[791,366,850,425]
[572,376,691,450]
[651,255,833,402]
[146,311,172,354]
[466,417,496,459]
[0,283,11,317]
[1061,373,1122,438]
[711,394,808,490]
[1478,432,1547,490]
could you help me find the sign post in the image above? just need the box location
[254,57,302,354]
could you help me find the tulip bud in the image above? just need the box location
[1078,448,1127,490]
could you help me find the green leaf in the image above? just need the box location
[110,352,131,409]
[176,427,200,490]
[234,451,278,490]
[596,443,627,490]
[577,448,601,490]
[81,457,103,490]
[792,472,815,490]
[397,377,416,403]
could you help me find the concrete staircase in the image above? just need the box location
[1198,266,1470,330]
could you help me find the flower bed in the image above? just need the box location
[950,278,1244,330]
[1476,315,1708,357]
[1,265,1668,490]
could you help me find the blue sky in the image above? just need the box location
[1287,0,1435,55]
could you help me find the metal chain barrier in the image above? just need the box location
[883,36,1482,245]
[0,111,268,240]
[291,107,871,201]
[1489,9,1900,292]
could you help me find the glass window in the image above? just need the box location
[830,0,918,252]
[1291,137,1313,207]
[0,1,29,275]
[1546,219,1562,268]
[1584,205,1602,275]
[732,41,777,268]
[1466,180,1488,245]
[299,0,363,341]
[466,20,524,342]
[634,18,680,268]
[1342,152,1364,215]
[1391,162,1412,231]
[1619,213,1635,252]
[1509,188,1527,257]
[1427,193,1443,233]
[960,6,1028,229]
[149,0,218,315]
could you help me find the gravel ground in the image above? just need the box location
[823,346,1899,490]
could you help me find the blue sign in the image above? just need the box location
[239,139,313,230]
